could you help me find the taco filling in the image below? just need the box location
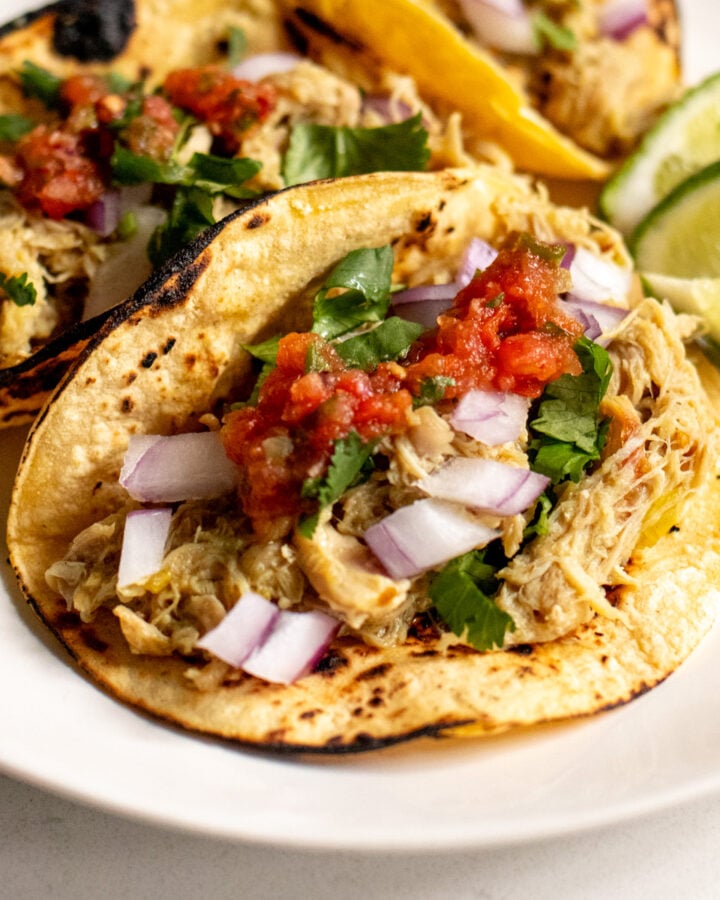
[43,228,708,689]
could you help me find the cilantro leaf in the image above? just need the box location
[312,246,394,339]
[299,432,376,537]
[111,147,260,194]
[414,376,455,408]
[429,548,514,651]
[17,61,62,107]
[184,152,261,196]
[282,113,430,186]
[0,114,34,142]
[335,317,423,369]
[227,26,247,68]
[111,146,185,185]
[528,337,612,483]
[532,12,577,51]
[147,187,215,266]
[242,335,280,365]
[0,271,37,307]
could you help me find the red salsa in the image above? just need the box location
[162,66,276,152]
[2,64,275,220]
[222,240,583,535]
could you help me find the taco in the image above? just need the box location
[286,0,681,168]
[7,166,720,752]
[0,0,490,428]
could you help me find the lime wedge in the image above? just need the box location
[600,71,720,236]
[642,271,720,340]
[630,160,720,279]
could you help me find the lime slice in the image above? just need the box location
[599,71,720,236]
[642,271,720,340]
[630,160,720,279]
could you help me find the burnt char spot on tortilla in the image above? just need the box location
[52,0,136,62]
[245,213,269,230]
[290,7,365,52]
[140,351,157,369]
[415,212,434,233]
[356,663,393,681]
[314,649,348,674]
[162,338,176,355]
[55,610,82,630]
[506,643,534,656]
[79,627,109,653]
[121,396,133,413]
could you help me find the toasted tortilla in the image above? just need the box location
[7,167,720,752]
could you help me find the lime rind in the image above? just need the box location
[599,70,720,236]
[630,159,720,279]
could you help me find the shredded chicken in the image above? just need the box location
[0,193,105,363]
[496,298,713,644]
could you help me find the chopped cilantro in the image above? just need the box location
[146,187,215,266]
[532,12,577,51]
[17,61,62,107]
[0,113,34,142]
[243,335,280,365]
[414,376,455,408]
[116,210,138,240]
[335,317,423,369]
[522,489,553,540]
[528,337,612,483]
[112,147,260,193]
[104,71,133,94]
[282,113,430,186]
[312,246,394,339]
[299,432,377,537]
[227,27,247,68]
[429,548,515,651]
[0,271,37,307]
[186,153,261,197]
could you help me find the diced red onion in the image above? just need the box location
[120,431,238,502]
[196,591,280,667]
[83,205,167,321]
[231,52,301,81]
[563,297,628,345]
[392,282,459,306]
[567,246,632,304]
[84,189,122,237]
[598,0,647,40]
[392,238,498,328]
[451,390,530,445]
[242,609,339,685]
[361,94,413,123]
[459,0,537,54]
[393,296,454,330]
[117,508,172,588]
[364,498,499,579]
[419,457,549,517]
[457,237,498,287]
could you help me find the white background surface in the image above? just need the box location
[3,0,720,897]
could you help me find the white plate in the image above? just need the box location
[1,0,719,853]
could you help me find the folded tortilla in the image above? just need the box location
[7,166,720,752]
